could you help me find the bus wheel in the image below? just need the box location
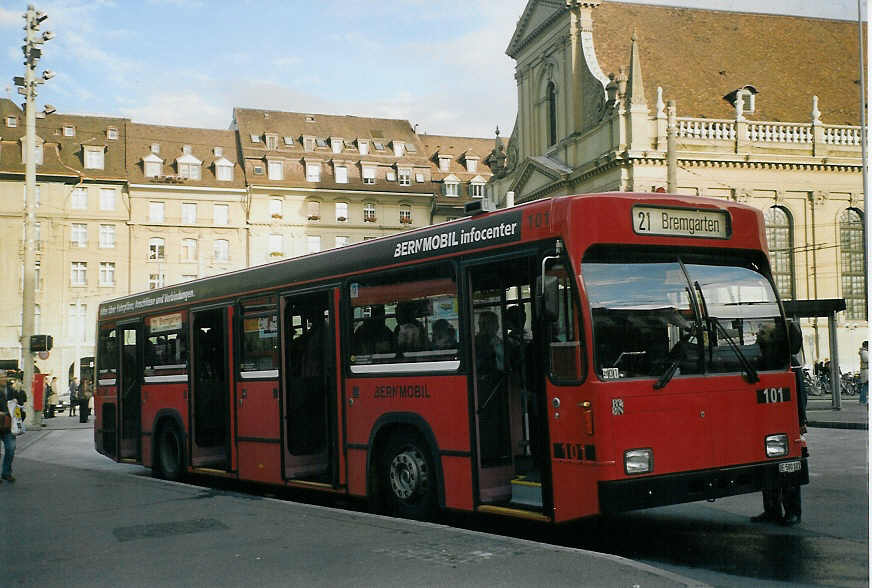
[156,423,184,482]
[381,433,435,520]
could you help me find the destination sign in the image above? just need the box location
[632,205,729,239]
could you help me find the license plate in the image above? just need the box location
[779,461,801,473]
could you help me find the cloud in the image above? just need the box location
[0,6,20,28]
[119,89,227,128]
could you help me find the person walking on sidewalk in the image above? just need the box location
[68,377,79,417]
[859,341,868,405]
[0,377,27,483]
[78,378,91,423]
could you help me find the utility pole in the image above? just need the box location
[15,5,53,427]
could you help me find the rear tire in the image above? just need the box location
[380,432,436,520]
[155,423,185,482]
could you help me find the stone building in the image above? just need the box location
[0,101,493,383]
[489,0,866,368]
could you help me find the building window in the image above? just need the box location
[253,165,264,175]
[99,262,116,286]
[213,204,229,226]
[34,260,41,291]
[439,156,451,172]
[215,161,233,181]
[100,188,115,210]
[6,116,17,128]
[34,304,40,333]
[398,168,411,186]
[386,171,396,182]
[181,238,197,261]
[393,141,405,158]
[840,208,866,320]
[362,166,376,184]
[107,127,119,140]
[764,206,794,299]
[466,158,478,173]
[71,223,87,248]
[213,146,223,157]
[415,172,425,183]
[303,136,315,151]
[151,143,160,154]
[358,140,369,155]
[335,165,348,184]
[373,141,385,152]
[268,234,283,256]
[307,235,321,253]
[148,237,166,261]
[267,160,283,180]
[144,157,162,177]
[364,202,376,223]
[149,201,165,223]
[547,81,557,147]
[335,236,349,248]
[400,205,412,225]
[335,202,348,222]
[250,134,261,143]
[148,273,165,290]
[69,303,88,343]
[306,163,321,182]
[444,181,459,197]
[71,187,87,210]
[331,137,343,153]
[265,134,278,150]
[84,146,105,169]
[71,262,87,286]
[307,201,321,221]
[178,160,202,180]
[283,136,295,146]
[214,239,230,262]
[63,124,75,137]
[269,198,283,219]
[99,224,115,248]
[182,202,197,224]
[316,137,329,149]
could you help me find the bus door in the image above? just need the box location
[190,306,231,469]
[466,254,550,512]
[118,322,142,461]
[280,289,337,483]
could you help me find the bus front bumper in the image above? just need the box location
[598,458,809,513]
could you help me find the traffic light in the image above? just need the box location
[30,334,53,352]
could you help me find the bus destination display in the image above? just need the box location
[632,205,729,239]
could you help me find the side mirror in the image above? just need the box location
[537,274,559,322]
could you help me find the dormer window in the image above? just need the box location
[358,139,369,156]
[143,152,163,178]
[373,141,385,152]
[315,137,329,149]
[438,156,451,172]
[151,143,160,154]
[398,167,411,186]
[724,85,758,116]
[268,159,284,181]
[330,137,343,153]
[466,156,479,173]
[405,142,417,154]
[214,157,233,181]
[6,116,17,128]
[63,124,75,137]
[265,134,278,150]
[250,134,261,143]
[362,166,376,184]
[303,136,315,152]
[213,146,223,157]
[469,175,486,198]
[392,140,404,158]
[182,144,192,155]
[107,127,119,140]
[83,145,104,169]
[177,151,202,179]
[443,174,460,197]
[283,136,295,146]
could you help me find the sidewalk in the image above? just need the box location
[31,410,95,431]
[806,396,868,430]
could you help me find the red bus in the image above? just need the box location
[95,193,807,523]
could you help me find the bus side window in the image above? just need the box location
[544,263,584,383]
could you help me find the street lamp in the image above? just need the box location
[17,4,53,428]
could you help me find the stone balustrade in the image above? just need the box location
[677,118,736,141]
[747,122,812,143]
[673,116,861,152]
[822,125,862,146]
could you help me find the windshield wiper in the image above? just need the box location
[694,281,760,383]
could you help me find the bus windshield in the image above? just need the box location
[583,250,788,382]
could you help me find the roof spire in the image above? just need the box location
[627,31,647,106]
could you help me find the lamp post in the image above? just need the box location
[15,4,53,427]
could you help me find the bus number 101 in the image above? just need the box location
[757,387,791,404]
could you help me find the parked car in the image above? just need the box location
[55,392,70,413]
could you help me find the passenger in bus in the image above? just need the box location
[475,310,503,373]
[431,319,457,350]
[394,301,428,354]
[353,304,394,357]
[295,306,328,378]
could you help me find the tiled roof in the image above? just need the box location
[419,135,496,180]
[590,2,862,124]
[126,122,245,189]
[0,99,129,180]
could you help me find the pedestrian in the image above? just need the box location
[859,341,868,405]
[42,375,51,419]
[47,376,58,418]
[751,321,806,526]
[79,379,91,423]
[0,376,27,483]
[68,377,79,416]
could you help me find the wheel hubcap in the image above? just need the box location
[389,446,428,501]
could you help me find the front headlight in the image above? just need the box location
[624,448,653,475]
[765,434,789,457]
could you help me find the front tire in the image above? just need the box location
[155,423,185,482]
[380,433,436,520]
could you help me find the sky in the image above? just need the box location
[0,0,861,138]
